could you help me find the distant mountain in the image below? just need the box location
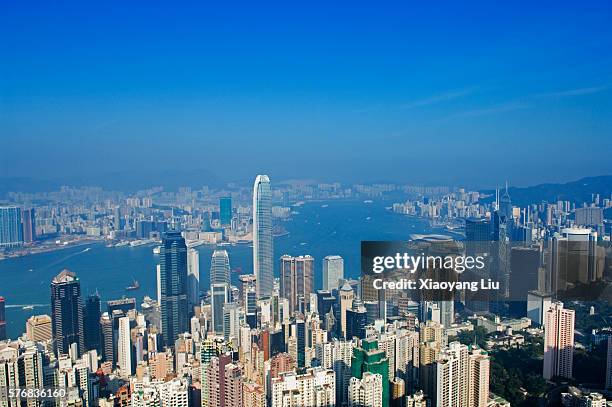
[481,175,612,206]
[0,168,223,198]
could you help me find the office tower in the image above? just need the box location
[0,206,23,247]
[352,338,390,407]
[26,315,52,343]
[527,291,553,327]
[323,255,344,291]
[294,319,306,368]
[465,217,490,256]
[346,300,368,340]
[339,282,354,339]
[433,342,469,407]
[271,367,336,407]
[117,316,132,378]
[509,246,541,317]
[468,349,490,407]
[220,196,232,226]
[159,231,189,346]
[550,228,603,294]
[223,303,240,341]
[543,302,575,380]
[99,312,114,365]
[253,175,273,298]
[280,255,314,313]
[348,372,383,407]
[606,336,612,389]
[187,248,200,310]
[51,269,84,356]
[0,297,5,341]
[21,208,36,243]
[211,283,229,334]
[83,293,101,352]
[210,249,230,286]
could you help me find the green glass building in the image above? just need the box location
[351,338,390,407]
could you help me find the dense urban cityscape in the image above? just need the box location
[0,174,611,407]
[3,2,612,406]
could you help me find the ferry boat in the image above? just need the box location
[153,246,161,255]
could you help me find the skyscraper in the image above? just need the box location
[0,206,23,247]
[211,283,229,334]
[21,208,36,243]
[100,312,114,365]
[0,297,5,341]
[339,282,354,339]
[220,196,232,226]
[187,248,200,311]
[351,338,389,407]
[83,293,101,352]
[117,316,132,378]
[253,175,273,298]
[159,231,189,346]
[210,250,230,286]
[543,301,575,380]
[323,255,344,291]
[51,269,84,356]
[26,315,52,343]
[280,255,314,313]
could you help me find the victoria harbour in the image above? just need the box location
[0,200,440,339]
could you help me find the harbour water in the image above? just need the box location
[0,199,450,339]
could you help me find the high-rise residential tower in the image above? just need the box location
[51,269,84,356]
[117,316,132,378]
[543,301,575,380]
[159,231,189,346]
[253,175,273,298]
[323,255,344,291]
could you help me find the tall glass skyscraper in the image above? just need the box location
[253,175,273,298]
[323,255,344,291]
[159,230,189,346]
[210,249,230,286]
[51,269,84,356]
[220,196,232,226]
[83,293,101,352]
[0,206,23,247]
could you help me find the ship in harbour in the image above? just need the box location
[126,278,140,291]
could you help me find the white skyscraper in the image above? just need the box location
[348,372,383,407]
[253,175,273,298]
[323,255,344,291]
[187,248,200,311]
[210,249,230,286]
[117,316,132,378]
[543,301,575,380]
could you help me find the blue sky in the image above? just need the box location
[2,1,612,188]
